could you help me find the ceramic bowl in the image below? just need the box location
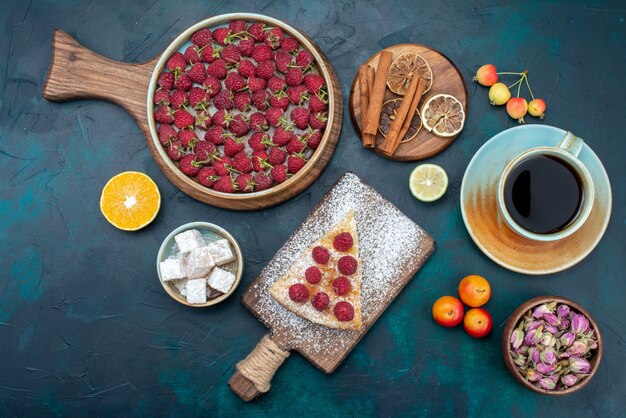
[157,222,243,307]
[502,295,603,395]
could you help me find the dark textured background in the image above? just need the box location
[1,0,624,416]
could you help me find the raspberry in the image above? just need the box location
[166,52,186,72]
[197,167,218,188]
[229,20,247,33]
[229,114,249,137]
[333,232,353,252]
[207,59,227,79]
[266,107,284,127]
[285,68,303,87]
[188,63,206,83]
[288,283,309,303]
[273,51,292,73]
[280,36,299,54]
[249,132,269,151]
[166,140,183,161]
[154,89,170,106]
[247,77,267,93]
[239,38,255,57]
[158,72,174,90]
[213,156,233,176]
[304,73,325,94]
[295,50,314,68]
[238,59,256,78]
[201,45,221,63]
[272,126,292,146]
[194,140,217,162]
[235,173,255,192]
[212,109,229,128]
[154,106,174,124]
[312,246,330,264]
[212,27,232,46]
[286,136,305,154]
[251,150,269,171]
[158,124,177,144]
[338,255,358,275]
[287,154,306,174]
[332,276,351,296]
[213,90,233,110]
[233,91,251,112]
[252,44,272,62]
[174,109,195,129]
[248,22,266,41]
[177,129,197,148]
[305,266,322,284]
[174,74,192,91]
[290,107,311,130]
[191,28,212,47]
[224,137,245,157]
[184,45,202,64]
[249,112,268,132]
[309,112,327,130]
[286,85,309,105]
[306,130,322,149]
[232,153,252,173]
[308,94,327,113]
[170,89,188,108]
[334,301,355,322]
[225,72,246,91]
[178,154,200,176]
[251,90,268,110]
[269,92,290,110]
[268,147,286,165]
[311,292,330,311]
[203,76,221,97]
[205,126,225,144]
[221,44,241,64]
[213,175,236,193]
[256,61,276,80]
[195,111,212,130]
[264,27,283,49]
[189,87,208,109]
[268,76,286,93]
[253,172,272,191]
[271,164,288,183]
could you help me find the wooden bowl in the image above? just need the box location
[156,222,243,307]
[502,296,603,395]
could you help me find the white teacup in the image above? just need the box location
[496,132,594,242]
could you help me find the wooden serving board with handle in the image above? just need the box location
[42,13,343,210]
[228,172,435,400]
[349,44,468,161]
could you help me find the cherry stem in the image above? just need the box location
[508,78,523,90]
[497,71,524,76]
[517,75,523,97]
[524,76,536,100]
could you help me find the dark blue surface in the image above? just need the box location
[1,1,624,416]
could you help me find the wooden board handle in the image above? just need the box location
[228,334,290,401]
[42,29,157,122]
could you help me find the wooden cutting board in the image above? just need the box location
[228,172,435,400]
[349,44,468,161]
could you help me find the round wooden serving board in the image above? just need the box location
[349,44,468,161]
[43,14,343,211]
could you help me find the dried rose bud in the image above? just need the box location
[524,328,543,346]
[538,377,557,390]
[561,374,578,387]
[567,340,589,357]
[569,357,591,374]
[514,354,527,367]
[541,333,556,347]
[536,362,556,374]
[529,347,540,363]
[540,348,557,365]
[526,369,542,382]
[571,313,590,334]
[557,304,570,318]
[559,317,570,330]
[545,324,559,335]
[525,320,542,331]
[543,313,561,326]
[511,329,524,349]
[532,304,552,318]
[560,332,575,347]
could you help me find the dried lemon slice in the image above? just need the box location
[387,52,433,95]
[420,94,465,138]
[378,98,422,143]
[100,171,161,231]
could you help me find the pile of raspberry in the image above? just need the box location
[153,20,329,193]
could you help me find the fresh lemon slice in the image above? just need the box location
[421,94,465,138]
[100,171,161,231]
[409,164,448,202]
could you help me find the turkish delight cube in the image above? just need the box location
[207,267,236,293]
[160,258,186,281]
[206,239,235,265]
[174,229,205,253]
[186,278,207,304]
[186,247,215,279]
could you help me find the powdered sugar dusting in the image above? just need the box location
[247,173,434,371]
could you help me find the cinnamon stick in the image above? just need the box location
[379,74,421,156]
[358,65,376,148]
[366,65,375,96]
[362,50,393,135]
[397,77,427,144]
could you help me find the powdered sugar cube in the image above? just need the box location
[186,278,207,304]
[207,267,236,293]
[173,279,187,296]
[174,229,205,253]
[186,247,215,279]
[206,239,235,265]
[160,258,186,281]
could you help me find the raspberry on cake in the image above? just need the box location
[288,283,309,303]
[311,292,330,311]
[338,255,358,275]
[312,246,330,264]
[333,232,353,252]
[332,276,351,296]
[334,301,355,322]
[305,266,322,284]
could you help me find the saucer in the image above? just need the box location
[460,125,612,275]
